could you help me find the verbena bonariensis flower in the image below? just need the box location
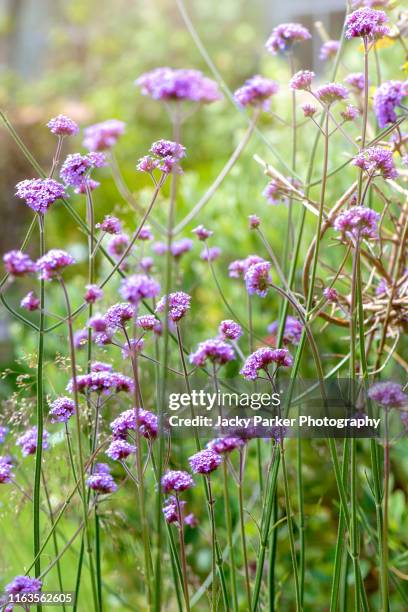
[74,328,88,349]
[88,314,108,333]
[87,464,117,493]
[120,274,161,304]
[373,80,408,128]
[368,382,407,408]
[36,249,75,280]
[49,397,75,423]
[67,370,134,394]
[163,496,186,524]
[137,314,160,330]
[47,114,79,136]
[137,226,153,241]
[137,156,160,173]
[21,291,40,311]
[150,140,185,160]
[16,178,65,214]
[122,338,144,359]
[228,255,265,278]
[16,427,49,457]
[353,147,397,179]
[152,241,168,255]
[189,338,235,367]
[345,72,367,91]
[200,246,221,262]
[341,105,360,121]
[60,152,106,189]
[83,119,125,151]
[241,347,293,380]
[140,256,154,273]
[207,437,245,454]
[104,302,135,329]
[323,287,339,303]
[245,261,272,297]
[5,575,42,595]
[189,448,223,474]
[262,178,297,205]
[268,316,303,345]
[192,225,213,241]
[0,458,13,484]
[155,291,191,321]
[289,70,315,91]
[96,215,122,234]
[185,513,198,527]
[249,214,261,229]
[333,206,380,241]
[315,83,349,106]
[233,75,279,110]
[107,233,130,258]
[91,361,113,372]
[170,238,193,258]
[110,408,158,440]
[345,7,389,40]
[84,284,103,304]
[0,426,8,444]
[319,40,340,61]
[135,67,222,103]
[162,470,195,493]
[218,319,243,340]
[3,250,35,277]
[265,23,311,55]
[106,439,136,460]
[74,178,100,195]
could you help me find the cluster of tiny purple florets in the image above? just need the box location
[234,75,279,110]
[241,347,293,380]
[265,23,311,55]
[136,67,222,103]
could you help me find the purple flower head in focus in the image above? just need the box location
[106,439,136,461]
[3,250,35,277]
[189,448,223,474]
[373,80,408,128]
[84,284,103,304]
[47,114,79,137]
[353,147,397,179]
[83,119,125,151]
[60,152,106,190]
[104,302,135,329]
[21,291,40,312]
[333,206,380,241]
[319,40,340,61]
[87,466,117,494]
[36,249,75,280]
[368,382,407,408]
[120,274,161,304]
[49,397,75,423]
[96,215,122,234]
[345,7,389,39]
[137,314,160,330]
[218,319,243,341]
[200,246,221,262]
[156,291,191,322]
[315,83,349,106]
[162,470,195,493]
[267,316,303,346]
[16,427,49,457]
[234,75,279,110]
[68,370,134,395]
[289,70,315,91]
[192,225,213,241]
[228,255,265,278]
[136,67,222,103]
[16,178,65,215]
[170,238,193,258]
[0,458,14,484]
[241,347,293,380]
[190,338,235,367]
[245,261,272,297]
[266,23,311,55]
[5,576,42,595]
[149,139,186,174]
[163,497,187,524]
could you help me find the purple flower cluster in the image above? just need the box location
[218,319,242,341]
[84,284,103,304]
[289,70,315,91]
[137,314,160,330]
[3,250,35,277]
[110,408,158,440]
[248,214,261,229]
[0,426,8,444]
[83,119,125,151]
[36,249,75,280]
[373,80,408,128]
[138,140,186,175]
[207,437,245,454]
[120,274,161,304]
[353,147,397,180]
[49,397,75,423]
[262,179,292,205]
[267,316,303,345]
[104,302,135,329]
[345,72,367,91]
[189,338,235,367]
[245,261,272,297]
[16,178,65,215]
[16,427,49,457]
[0,457,13,484]
[368,382,407,408]
[87,463,117,493]
[323,287,339,303]
[47,114,79,137]
[106,439,136,460]
[162,470,195,493]
[241,347,293,380]
[163,497,185,524]
[170,238,193,258]
[234,75,279,110]
[333,206,380,241]
[315,83,349,105]
[189,449,222,474]
[228,255,265,278]
[345,7,389,39]
[266,23,311,55]
[192,225,213,241]
[60,152,106,190]
[96,215,122,234]
[21,291,40,311]
[301,103,317,118]
[107,233,130,258]
[136,67,222,103]
[67,370,134,395]
[319,40,340,61]
[200,246,221,262]
[156,291,191,322]
[5,575,42,595]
